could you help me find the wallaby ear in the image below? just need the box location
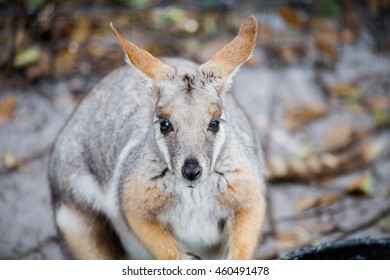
[110,23,174,81]
[200,16,257,80]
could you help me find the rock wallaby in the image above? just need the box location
[49,16,266,260]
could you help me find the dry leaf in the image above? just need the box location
[372,107,390,127]
[294,197,318,212]
[365,96,390,110]
[13,46,41,68]
[280,45,297,65]
[339,28,355,44]
[55,50,76,76]
[2,151,28,170]
[315,38,339,62]
[0,94,17,124]
[276,229,313,251]
[318,192,343,207]
[378,217,390,233]
[323,122,354,152]
[284,105,328,130]
[299,222,335,234]
[347,172,373,196]
[327,84,363,100]
[278,6,305,29]
[71,17,90,44]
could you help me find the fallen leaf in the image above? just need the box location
[378,217,390,233]
[297,142,315,159]
[323,122,354,152]
[0,94,17,124]
[13,46,41,68]
[327,84,363,101]
[284,105,328,130]
[278,6,305,29]
[339,28,355,44]
[71,17,90,45]
[365,96,390,110]
[55,50,76,76]
[347,172,373,196]
[280,45,297,65]
[299,222,335,234]
[276,228,313,251]
[372,107,390,127]
[294,197,318,212]
[315,38,339,62]
[318,192,343,207]
[2,151,28,170]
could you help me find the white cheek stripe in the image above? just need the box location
[156,131,173,170]
[211,118,226,171]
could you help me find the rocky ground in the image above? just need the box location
[1,9,389,259]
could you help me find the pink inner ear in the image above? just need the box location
[110,23,174,81]
[200,16,258,78]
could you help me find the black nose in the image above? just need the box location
[182,158,202,181]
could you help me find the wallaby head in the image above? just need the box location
[110,16,257,185]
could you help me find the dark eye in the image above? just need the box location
[160,119,172,134]
[208,118,220,132]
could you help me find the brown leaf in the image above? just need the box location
[346,172,373,196]
[284,105,328,130]
[294,197,318,212]
[2,151,29,171]
[327,84,362,100]
[318,192,343,207]
[299,222,335,234]
[365,96,390,110]
[276,229,313,251]
[280,45,297,65]
[339,28,355,44]
[55,50,76,77]
[323,122,354,152]
[71,17,90,44]
[278,6,305,29]
[315,38,339,62]
[0,94,17,124]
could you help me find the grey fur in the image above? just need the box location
[49,57,265,259]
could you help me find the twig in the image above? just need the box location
[335,205,390,240]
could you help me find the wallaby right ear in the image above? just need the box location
[200,16,258,81]
[110,23,174,82]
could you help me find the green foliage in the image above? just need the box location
[25,0,45,9]
[319,0,343,18]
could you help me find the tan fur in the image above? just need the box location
[220,165,266,259]
[110,23,174,80]
[201,16,258,78]
[58,203,124,259]
[209,106,222,119]
[121,168,185,260]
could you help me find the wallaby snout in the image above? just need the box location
[182,158,202,181]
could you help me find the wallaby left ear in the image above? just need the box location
[110,22,174,81]
[200,16,257,80]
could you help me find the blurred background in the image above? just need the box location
[0,0,389,259]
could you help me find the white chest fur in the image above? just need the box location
[157,172,231,259]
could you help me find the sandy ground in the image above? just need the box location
[0,30,389,259]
